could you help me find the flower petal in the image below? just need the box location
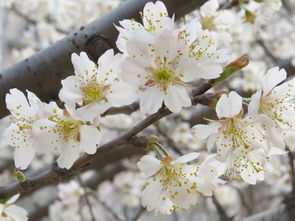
[6,89,32,120]
[59,76,83,108]
[142,178,162,211]
[216,91,242,118]
[248,90,262,115]
[164,85,191,113]
[14,144,35,170]
[140,86,165,115]
[262,67,286,96]
[173,152,199,164]
[79,125,101,154]
[195,63,223,79]
[191,122,220,139]
[137,155,162,177]
[4,205,28,221]
[107,82,138,107]
[57,141,80,169]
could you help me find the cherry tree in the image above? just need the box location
[0,0,295,220]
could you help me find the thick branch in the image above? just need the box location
[0,0,208,118]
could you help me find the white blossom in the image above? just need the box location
[137,153,220,214]
[59,49,137,122]
[0,194,28,221]
[116,1,175,53]
[33,107,102,169]
[3,89,58,169]
[248,67,295,146]
[191,91,274,184]
[57,181,84,205]
[198,0,237,43]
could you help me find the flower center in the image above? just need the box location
[82,82,108,105]
[201,16,216,30]
[150,67,175,91]
[49,115,82,142]
[223,119,250,150]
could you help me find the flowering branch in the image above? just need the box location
[0,0,208,118]
[0,78,214,200]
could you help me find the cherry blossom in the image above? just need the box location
[137,153,220,214]
[116,1,175,53]
[3,89,58,169]
[191,92,275,184]
[33,107,102,169]
[0,194,28,221]
[59,49,137,122]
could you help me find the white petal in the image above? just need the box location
[143,1,173,33]
[107,82,138,107]
[262,67,286,96]
[173,152,199,164]
[155,31,180,62]
[197,165,218,196]
[97,49,122,82]
[191,123,220,139]
[120,58,149,87]
[207,133,218,151]
[71,52,96,82]
[140,86,165,115]
[142,178,162,211]
[269,147,287,155]
[253,114,285,149]
[216,91,242,118]
[57,141,80,169]
[68,102,109,122]
[216,133,232,161]
[79,125,101,154]
[156,195,174,215]
[4,123,33,150]
[59,76,83,107]
[32,119,61,153]
[4,205,28,221]
[6,89,32,120]
[248,90,261,115]
[137,155,162,177]
[164,85,191,113]
[196,63,223,79]
[200,0,219,17]
[14,144,35,170]
[27,91,43,115]
[272,77,295,99]
[167,180,199,209]
[6,194,20,204]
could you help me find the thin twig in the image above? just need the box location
[212,194,234,221]
[90,192,125,221]
[77,176,96,221]
[155,122,184,156]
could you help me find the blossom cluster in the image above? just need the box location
[2,0,294,218]
[192,67,293,185]
[3,1,230,170]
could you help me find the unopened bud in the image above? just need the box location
[147,135,160,144]
[15,169,26,182]
[214,54,249,85]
